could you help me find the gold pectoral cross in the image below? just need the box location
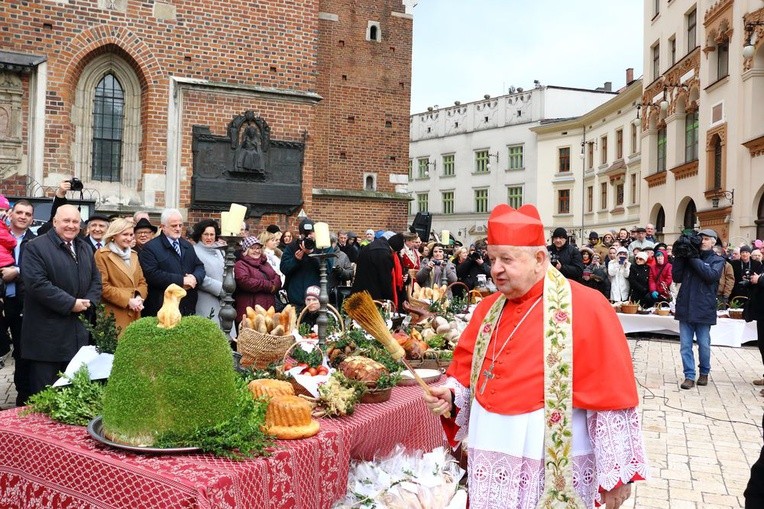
[480,362,495,394]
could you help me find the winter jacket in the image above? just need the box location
[280,240,333,306]
[608,259,631,301]
[648,261,673,301]
[234,254,282,320]
[193,243,225,323]
[672,249,726,325]
[718,261,734,299]
[628,263,650,305]
[547,241,584,282]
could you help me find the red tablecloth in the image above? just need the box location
[0,384,446,509]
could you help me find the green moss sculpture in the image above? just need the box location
[101,316,239,447]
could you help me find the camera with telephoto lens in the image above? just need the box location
[67,177,84,192]
[302,237,316,250]
[742,269,752,286]
[548,249,559,266]
[469,251,482,261]
[672,232,702,259]
[433,259,442,266]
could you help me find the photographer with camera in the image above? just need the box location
[546,227,584,282]
[415,242,457,288]
[280,218,333,307]
[456,241,491,292]
[608,246,631,302]
[672,229,725,389]
[730,245,762,302]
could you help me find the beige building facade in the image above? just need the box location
[531,78,643,244]
[641,0,764,246]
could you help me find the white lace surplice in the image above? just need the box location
[445,377,647,509]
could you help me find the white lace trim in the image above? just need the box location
[444,376,471,445]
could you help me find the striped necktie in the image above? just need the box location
[172,240,182,257]
[66,241,76,260]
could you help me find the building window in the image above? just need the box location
[716,42,729,81]
[630,123,638,154]
[600,135,608,165]
[587,142,594,170]
[600,182,607,210]
[615,182,624,206]
[631,174,638,204]
[558,147,570,173]
[587,185,593,213]
[408,159,413,180]
[91,73,125,182]
[507,145,523,170]
[73,54,142,189]
[507,186,523,208]
[417,192,429,213]
[442,154,455,176]
[558,189,570,214]
[417,157,429,179]
[474,150,489,173]
[442,191,454,214]
[474,188,489,213]
[652,42,660,81]
[656,127,667,172]
[685,110,699,162]
[616,129,623,159]
[669,36,676,66]
[686,8,696,52]
[366,21,381,42]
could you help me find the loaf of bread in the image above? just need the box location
[248,379,295,399]
[265,395,320,439]
[338,356,388,384]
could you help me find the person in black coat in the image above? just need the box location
[547,227,584,282]
[628,252,651,306]
[20,204,102,398]
[139,208,205,317]
[744,265,764,389]
[730,245,763,301]
[351,235,395,303]
[456,242,491,291]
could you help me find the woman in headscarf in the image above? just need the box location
[191,219,225,324]
[94,218,147,337]
[234,235,281,327]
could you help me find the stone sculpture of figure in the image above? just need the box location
[236,124,264,174]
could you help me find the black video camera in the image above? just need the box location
[548,250,559,266]
[672,232,702,259]
[67,177,84,192]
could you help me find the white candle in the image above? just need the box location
[441,230,450,245]
[314,222,331,249]
[230,203,247,227]
[220,211,235,236]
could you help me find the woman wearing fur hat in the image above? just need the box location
[628,252,651,306]
[608,246,631,302]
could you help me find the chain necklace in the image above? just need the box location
[479,296,543,394]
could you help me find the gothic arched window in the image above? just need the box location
[91,73,125,182]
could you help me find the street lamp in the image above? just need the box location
[743,21,764,59]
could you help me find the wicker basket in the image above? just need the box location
[406,349,452,371]
[296,303,345,332]
[620,302,639,314]
[655,301,672,316]
[278,341,327,397]
[729,297,748,319]
[237,328,295,370]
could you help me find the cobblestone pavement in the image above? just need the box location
[0,336,762,508]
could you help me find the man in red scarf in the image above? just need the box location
[424,204,647,509]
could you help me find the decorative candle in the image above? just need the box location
[441,230,450,245]
[220,211,235,236]
[229,203,247,227]
[314,222,331,249]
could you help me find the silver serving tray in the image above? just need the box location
[87,416,201,454]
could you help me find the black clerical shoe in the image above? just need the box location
[680,379,695,390]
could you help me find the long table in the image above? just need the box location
[0,384,446,509]
[617,312,757,347]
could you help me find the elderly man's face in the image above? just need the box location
[646,225,655,235]
[87,219,108,241]
[134,228,154,246]
[366,231,375,241]
[338,233,347,245]
[53,205,82,242]
[700,235,716,251]
[488,245,546,300]
[162,214,184,240]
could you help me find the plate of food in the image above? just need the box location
[398,368,443,386]
[87,416,201,454]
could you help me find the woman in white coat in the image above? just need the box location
[608,246,631,302]
[192,219,225,326]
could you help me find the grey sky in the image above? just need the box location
[410,0,644,113]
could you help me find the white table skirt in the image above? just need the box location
[617,313,757,348]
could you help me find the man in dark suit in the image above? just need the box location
[0,200,36,405]
[20,204,102,398]
[139,208,205,317]
[83,213,110,252]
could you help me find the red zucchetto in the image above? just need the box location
[487,204,546,246]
